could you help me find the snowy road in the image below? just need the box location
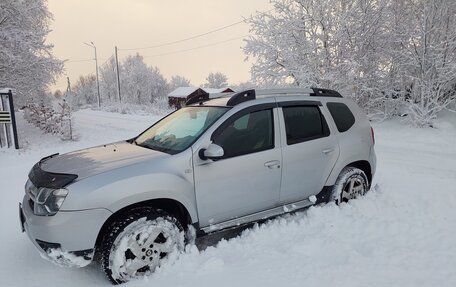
[1,109,455,287]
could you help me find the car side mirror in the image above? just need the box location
[199,143,224,160]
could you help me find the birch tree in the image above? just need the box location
[391,0,456,126]
[244,0,456,126]
[204,72,228,88]
[170,75,192,90]
[121,54,168,105]
[99,57,119,103]
[72,75,97,107]
[0,0,63,106]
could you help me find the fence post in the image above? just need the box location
[0,89,19,149]
[7,90,19,149]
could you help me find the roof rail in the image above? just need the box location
[310,88,342,98]
[255,88,313,96]
[185,94,209,106]
[226,89,256,106]
[185,87,342,107]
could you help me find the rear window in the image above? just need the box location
[282,106,329,145]
[326,102,355,132]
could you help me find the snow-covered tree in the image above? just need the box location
[204,72,228,88]
[69,54,170,107]
[121,54,168,105]
[72,75,97,107]
[244,0,389,97]
[244,0,456,126]
[232,81,255,91]
[24,93,73,140]
[169,75,192,90]
[99,57,119,103]
[0,0,63,106]
[390,0,456,126]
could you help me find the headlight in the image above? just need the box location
[34,187,69,216]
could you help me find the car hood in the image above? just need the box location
[40,141,166,180]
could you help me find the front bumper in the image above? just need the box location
[20,195,112,267]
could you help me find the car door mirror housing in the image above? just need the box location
[200,143,224,160]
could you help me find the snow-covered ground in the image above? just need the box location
[1,109,455,286]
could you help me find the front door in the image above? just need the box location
[193,106,282,228]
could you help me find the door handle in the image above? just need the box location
[322,148,334,155]
[264,160,281,169]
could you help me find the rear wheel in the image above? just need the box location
[100,208,185,284]
[331,167,368,204]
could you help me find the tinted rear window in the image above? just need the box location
[326,102,355,132]
[282,106,329,145]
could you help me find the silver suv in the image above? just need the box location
[19,88,376,284]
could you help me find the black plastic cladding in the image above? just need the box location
[185,94,209,106]
[226,89,256,106]
[310,88,343,98]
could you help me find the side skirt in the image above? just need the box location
[196,185,334,236]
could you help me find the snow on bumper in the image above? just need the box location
[20,195,112,267]
[39,248,93,268]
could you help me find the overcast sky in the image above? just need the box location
[46,0,271,92]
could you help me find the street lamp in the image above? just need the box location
[84,41,101,107]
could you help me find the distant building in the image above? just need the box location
[167,87,234,109]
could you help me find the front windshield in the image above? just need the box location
[135,106,229,154]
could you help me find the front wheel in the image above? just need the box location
[100,208,185,284]
[331,167,368,204]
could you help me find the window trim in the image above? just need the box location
[211,103,276,159]
[281,105,330,146]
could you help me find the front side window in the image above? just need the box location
[283,106,329,145]
[135,106,229,154]
[213,109,274,158]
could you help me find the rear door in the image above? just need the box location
[278,101,339,204]
[193,104,282,228]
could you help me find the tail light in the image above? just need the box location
[371,127,375,145]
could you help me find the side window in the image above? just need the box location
[213,109,274,158]
[282,106,330,145]
[326,102,355,132]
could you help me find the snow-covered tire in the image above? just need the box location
[100,208,185,284]
[331,167,369,204]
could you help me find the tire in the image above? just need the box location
[100,207,185,284]
[331,167,369,204]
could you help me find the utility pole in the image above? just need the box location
[115,46,122,103]
[66,77,72,93]
[84,41,101,107]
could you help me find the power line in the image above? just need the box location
[142,35,249,58]
[119,21,244,51]
[118,8,274,51]
[65,58,110,64]
[65,58,93,63]
[99,55,114,67]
